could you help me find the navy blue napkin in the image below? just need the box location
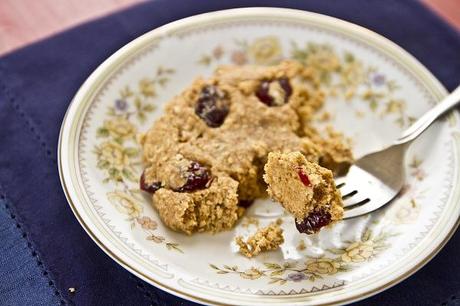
[0,0,459,305]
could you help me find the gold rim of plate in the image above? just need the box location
[58,7,459,305]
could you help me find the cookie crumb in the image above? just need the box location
[236,223,284,258]
[318,111,332,122]
[241,217,260,228]
[275,218,283,225]
[68,287,76,294]
[296,240,306,251]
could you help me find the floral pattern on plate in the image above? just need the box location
[210,226,397,285]
[93,67,182,252]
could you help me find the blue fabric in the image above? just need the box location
[0,0,459,305]
[0,198,62,306]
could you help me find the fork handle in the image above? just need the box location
[396,84,460,144]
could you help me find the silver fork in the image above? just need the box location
[338,85,460,219]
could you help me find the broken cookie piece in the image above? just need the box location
[235,222,284,258]
[263,151,343,234]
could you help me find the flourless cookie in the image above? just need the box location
[264,151,343,234]
[140,61,352,234]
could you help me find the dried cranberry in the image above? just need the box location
[278,77,292,98]
[140,172,161,194]
[176,161,211,192]
[255,77,292,106]
[238,199,254,208]
[255,80,273,105]
[195,85,229,127]
[297,168,311,187]
[295,210,332,234]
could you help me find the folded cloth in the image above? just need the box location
[0,0,459,305]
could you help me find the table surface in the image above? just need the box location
[0,0,459,56]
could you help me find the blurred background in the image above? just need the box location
[0,0,459,56]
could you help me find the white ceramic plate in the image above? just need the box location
[58,8,460,305]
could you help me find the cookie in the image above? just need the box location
[140,61,352,234]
